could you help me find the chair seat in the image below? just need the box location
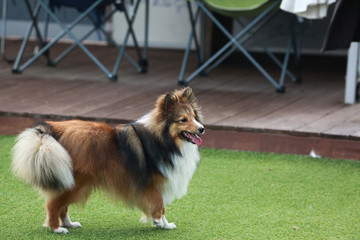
[204,0,278,17]
[50,0,114,12]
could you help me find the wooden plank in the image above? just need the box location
[0,80,84,113]
[241,92,344,131]
[0,78,47,101]
[83,86,168,119]
[216,74,345,132]
[326,112,360,137]
[56,84,144,117]
[212,92,300,126]
[202,128,360,160]
[303,104,360,137]
[29,81,109,113]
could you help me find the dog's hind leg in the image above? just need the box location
[46,195,82,233]
[45,195,71,234]
[44,176,91,234]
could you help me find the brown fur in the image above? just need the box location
[42,120,169,230]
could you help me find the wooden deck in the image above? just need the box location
[1,39,360,160]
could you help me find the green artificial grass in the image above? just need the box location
[1,135,360,239]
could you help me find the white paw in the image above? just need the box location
[163,222,176,230]
[52,227,69,234]
[64,221,82,228]
[153,219,164,228]
[62,214,82,228]
[154,215,176,230]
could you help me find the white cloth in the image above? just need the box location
[280,0,336,19]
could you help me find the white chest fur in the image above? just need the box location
[159,141,200,206]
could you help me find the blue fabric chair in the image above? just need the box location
[12,0,149,80]
[179,0,303,92]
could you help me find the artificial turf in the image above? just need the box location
[1,134,360,239]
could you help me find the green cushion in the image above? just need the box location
[203,0,279,17]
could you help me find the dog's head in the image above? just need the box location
[155,87,204,146]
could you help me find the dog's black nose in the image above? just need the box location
[198,127,205,134]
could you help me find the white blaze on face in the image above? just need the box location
[193,118,204,131]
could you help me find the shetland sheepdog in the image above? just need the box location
[11,87,204,234]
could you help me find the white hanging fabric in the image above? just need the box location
[280,0,336,19]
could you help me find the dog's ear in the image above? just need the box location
[164,92,177,112]
[155,93,177,121]
[181,87,195,103]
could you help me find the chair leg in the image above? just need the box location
[235,17,296,82]
[292,16,304,83]
[1,0,7,60]
[178,29,196,86]
[187,1,203,67]
[179,3,202,85]
[52,25,96,65]
[1,0,15,63]
[53,8,117,65]
[143,0,149,63]
[40,0,115,78]
[200,0,283,90]
[122,0,145,67]
[52,7,138,77]
[13,0,148,80]
[43,3,51,63]
[12,1,42,73]
[16,0,118,79]
[200,9,206,66]
[112,0,146,76]
[97,22,142,76]
[205,10,278,75]
[279,32,294,89]
[185,0,285,92]
[24,0,53,66]
[179,23,197,86]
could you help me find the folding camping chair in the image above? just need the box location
[12,0,149,81]
[179,0,303,92]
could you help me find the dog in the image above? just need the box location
[11,87,204,234]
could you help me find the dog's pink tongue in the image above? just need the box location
[190,133,202,146]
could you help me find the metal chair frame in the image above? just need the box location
[1,0,13,63]
[12,0,149,81]
[179,0,303,92]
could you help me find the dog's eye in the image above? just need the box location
[180,118,188,123]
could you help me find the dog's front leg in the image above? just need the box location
[153,215,176,230]
[142,188,176,230]
[152,207,176,230]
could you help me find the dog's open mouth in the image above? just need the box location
[181,131,202,146]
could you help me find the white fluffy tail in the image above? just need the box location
[12,127,74,191]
